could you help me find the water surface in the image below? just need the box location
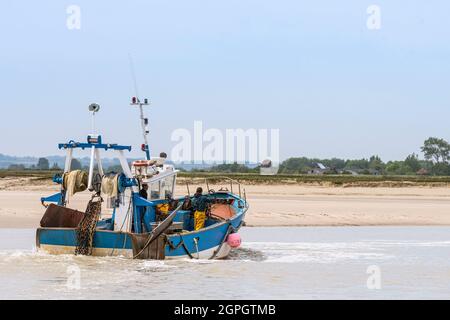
[0,227,449,299]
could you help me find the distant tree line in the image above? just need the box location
[195,137,450,176]
[192,163,260,174]
[279,137,450,175]
[5,137,450,176]
[278,154,426,175]
[6,157,123,173]
[7,158,82,171]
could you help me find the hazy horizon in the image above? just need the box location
[0,147,432,164]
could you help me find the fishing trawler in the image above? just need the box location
[36,98,248,260]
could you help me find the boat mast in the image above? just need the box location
[128,54,151,160]
[87,103,101,191]
[131,97,151,160]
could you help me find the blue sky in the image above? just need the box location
[1,1,449,161]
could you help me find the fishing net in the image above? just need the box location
[210,203,236,219]
[101,173,119,198]
[75,197,102,256]
[63,170,88,203]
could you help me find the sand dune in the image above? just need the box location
[1,178,450,228]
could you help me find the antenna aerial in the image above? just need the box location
[128,54,140,101]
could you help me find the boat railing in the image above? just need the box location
[184,176,248,208]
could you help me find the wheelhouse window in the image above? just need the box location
[150,182,160,200]
[149,175,175,200]
[161,175,175,199]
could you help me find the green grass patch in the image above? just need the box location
[0,170,55,179]
[178,172,450,186]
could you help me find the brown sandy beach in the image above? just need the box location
[1,177,450,228]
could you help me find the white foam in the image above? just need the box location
[241,241,398,264]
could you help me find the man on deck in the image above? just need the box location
[192,187,211,231]
[138,184,149,232]
[139,183,148,199]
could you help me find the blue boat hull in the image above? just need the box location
[36,211,245,260]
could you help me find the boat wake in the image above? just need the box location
[3,239,449,266]
[227,247,266,262]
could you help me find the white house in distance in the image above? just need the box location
[308,162,329,175]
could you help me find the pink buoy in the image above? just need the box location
[227,233,242,248]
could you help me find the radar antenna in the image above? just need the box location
[88,103,100,134]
